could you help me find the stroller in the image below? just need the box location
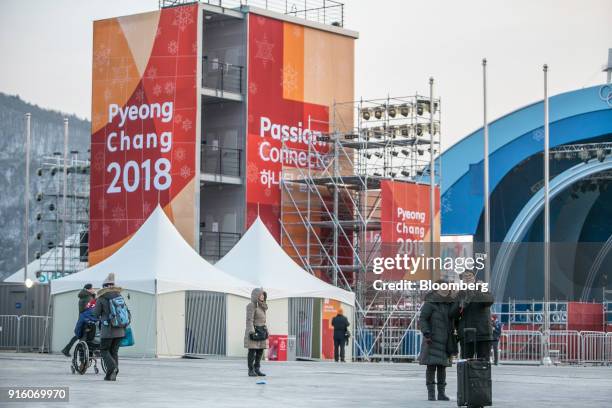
[71,321,107,375]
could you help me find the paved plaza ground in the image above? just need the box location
[1,353,611,407]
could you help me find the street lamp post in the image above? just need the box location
[543,64,552,365]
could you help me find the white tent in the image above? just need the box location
[51,206,252,357]
[216,217,355,359]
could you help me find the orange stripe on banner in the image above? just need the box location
[282,22,304,101]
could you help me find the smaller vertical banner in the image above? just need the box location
[321,298,341,360]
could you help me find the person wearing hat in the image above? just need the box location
[61,283,95,357]
[331,307,350,362]
[93,273,126,381]
[451,270,494,360]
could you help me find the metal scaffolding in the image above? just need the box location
[35,152,90,282]
[280,94,441,360]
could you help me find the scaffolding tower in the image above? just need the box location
[281,94,441,360]
[35,152,90,282]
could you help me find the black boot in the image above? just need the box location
[254,368,266,376]
[437,383,450,401]
[247,349,257,377]
[248,369,257,377]
[427,383,436,401]
[61,347,71,357]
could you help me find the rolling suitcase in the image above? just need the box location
[457,328,492,407]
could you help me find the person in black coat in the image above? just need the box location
[331,307,350,362]
[451,270,494,360]
[419,282,456,401]
[61,283,95,357]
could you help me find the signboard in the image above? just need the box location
[380,180,440,279]
[246,13,354,240]
[89,5,199,264]
[321,298,341,360]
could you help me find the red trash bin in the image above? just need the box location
[268,335,288,361]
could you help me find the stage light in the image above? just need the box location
[374,106,384,120]
[49,203,55,211]
[387,105,397,118]
[361,108,372,120]
[417,148,425,156]
[36,213,42,221]
[47,241,54,249]
[25,278,34,288]
[430,123,440,135]
[415,124,424,136]
[399,124,410,137]
[36,232,42,240]
[400,103,411,117]
[387,126,397,138]
[373,172,382,177]
[50,167,57,176]
[401,170,410,177]
[36,168,43,176]
[373,127,384,139]
[365,153,372,159]
[389,172,397,178]
[374,152,383,159]
[391,151,399,157]
[35,251,41,259]
[597,148,605,162]
[401,149,410,157]
[554,151,563,160]
[36,193,43,202]
[579,149,590,163]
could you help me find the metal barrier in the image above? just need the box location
[606,333,612,364]
[0,315,52,352]
[355,328,421,360]
[549,330,581,364]
[499,330,542,363]
[0,315,20,349]
[580,331,607,364]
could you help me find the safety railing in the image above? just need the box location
[496,330,612,365]
[355,328,421,361]
[499,330,542,363]
[199,230,241,262]
[0,315,52,353]
[202,57,243,95]
[201,145,242,178]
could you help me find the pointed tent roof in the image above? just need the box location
[215,218,355,305]
[51,206,252,298]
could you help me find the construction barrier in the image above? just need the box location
[499,330,542,363]
[580,331,607,364]
[549,330,581,364]
[0,315,52,353]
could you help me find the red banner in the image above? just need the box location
[246,14,330,240]
[89,5,199,264]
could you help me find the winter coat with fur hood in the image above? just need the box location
[93,286,126,339]
[244,288,268,349]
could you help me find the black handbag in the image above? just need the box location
[250,325,268,341]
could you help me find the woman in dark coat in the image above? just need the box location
[418,282,456,401]
[245,287,268,377]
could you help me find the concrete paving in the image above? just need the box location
[1,353,611,407]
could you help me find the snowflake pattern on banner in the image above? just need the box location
[97,198,108,212]
[103,88,112,102]
[281,64,298,93]
[146,66,158,79]
[102,225,110,238]
[111,205,125,221]
[153,83,162,96]
[180,165,192,179]
[168,40,178,55]
[111,65,129,89]
[93,46,111,72]
[247,161,259,183]
[174,147,186,162]
[249,82,258,95]
[134,88,145,103]
[93,152,105,172]
[255,34,275,67]
[164,81,176,95]
[174,113,183,124]
[173,7,195,31]
[182,119,192,131]
[142,201,152,215]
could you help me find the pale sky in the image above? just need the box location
[0,0,610,149]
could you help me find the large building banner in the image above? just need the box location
[246,13,354,240]
[90,4,199,265]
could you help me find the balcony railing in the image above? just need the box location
[200,230,241,262]
[161,1,345,27]
[202,57,243,94]
[201,145,242,178]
